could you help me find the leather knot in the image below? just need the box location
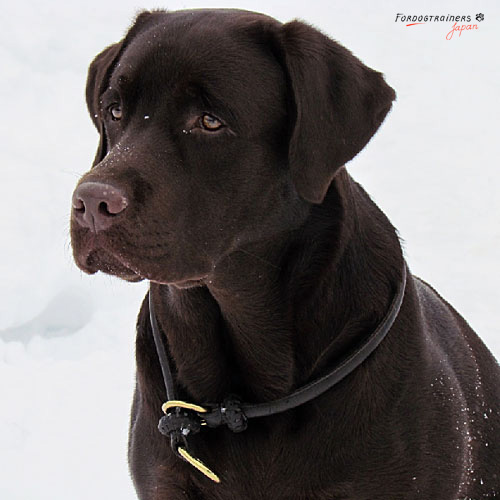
[158,409,202,439]
[204,397,248,433]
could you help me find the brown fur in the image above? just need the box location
[71,9,500,499]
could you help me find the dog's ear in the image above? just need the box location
[276,21,396,203]
[85,42,123,130]
[85,11,162,166]
[85,42,123,165]
[85,11,161,131]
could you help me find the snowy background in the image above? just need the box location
[1,0,498,498]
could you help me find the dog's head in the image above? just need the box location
[70,9,395,286]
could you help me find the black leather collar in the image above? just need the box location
[149,263,407,482]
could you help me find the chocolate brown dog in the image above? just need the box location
[71,9,500,499]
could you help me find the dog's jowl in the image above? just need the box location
[70,9,500,500]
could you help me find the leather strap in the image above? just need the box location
[149,263,407,477]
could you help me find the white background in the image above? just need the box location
[1,0,498,498]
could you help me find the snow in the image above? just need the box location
[1,0,498,498]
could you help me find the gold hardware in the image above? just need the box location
[162,400,207,414]
[161,401,217,481]
[178,446,221,483]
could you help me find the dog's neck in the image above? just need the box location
[148,170,404,406]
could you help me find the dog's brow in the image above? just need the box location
[117,74,130,89]
[198,86,238,124]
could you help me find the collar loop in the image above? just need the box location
[149,263,407,482]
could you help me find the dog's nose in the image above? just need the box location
[72,182,129,232]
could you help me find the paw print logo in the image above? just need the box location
[476,13,484,22]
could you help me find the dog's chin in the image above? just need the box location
[74,248,144,282]
[151,277,207,289]
[74,247,209,287]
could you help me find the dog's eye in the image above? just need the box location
[200,114,223,131]
[109,105,123,121]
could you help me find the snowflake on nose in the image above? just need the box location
[476,13,484,22]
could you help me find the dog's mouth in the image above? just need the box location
[72,230,144,282]
[71,227,211,287]
[83,249,144,282]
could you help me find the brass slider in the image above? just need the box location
[178,447,221,483]
[162,400,208,414]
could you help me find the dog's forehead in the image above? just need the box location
[111,10,285,110]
